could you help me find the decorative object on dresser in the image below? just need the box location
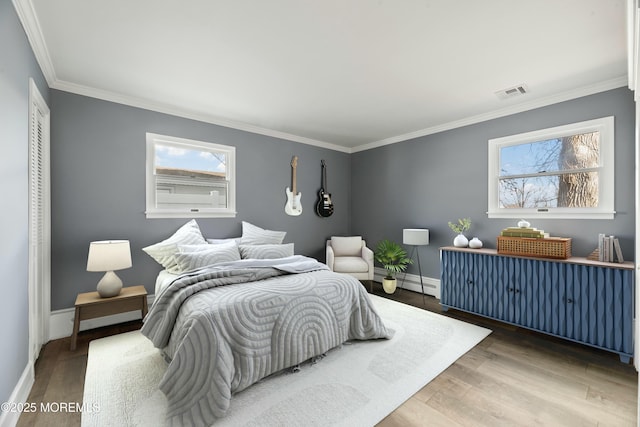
[284,155,302,216]
[497,235,571,259]
[500,225,548,238]
[448,217,471,247]
[468,237,483,249]
[440,247,634,363]
[399,228,429,302]
[315,159,334,217]
[71,285,147,351]
[374,239,412,294]
[497,220,570,259]
[588,233,625,263]
[86,240,132,297]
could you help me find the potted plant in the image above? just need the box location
[374,239,413,294]
[448,217,471,247]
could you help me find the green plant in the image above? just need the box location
[448,217,471,234]
[374,239,413,280]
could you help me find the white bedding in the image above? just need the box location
[154,270,179,295]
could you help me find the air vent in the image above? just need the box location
[495,84,529,100]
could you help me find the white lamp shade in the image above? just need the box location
[403,229,429,246]
[87,240,132,272]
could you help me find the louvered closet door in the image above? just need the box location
[28,79,50,363]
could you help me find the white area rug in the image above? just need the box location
[82,295,490,426]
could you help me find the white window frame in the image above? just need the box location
[487,116,615,219]
[145,133,236,219]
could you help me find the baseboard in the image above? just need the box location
[0,363,34,427]
[48,294,155,340]
[373,267,440,299]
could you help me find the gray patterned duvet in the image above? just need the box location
[141,256,392,426]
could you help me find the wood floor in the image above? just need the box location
[19,282,637,426]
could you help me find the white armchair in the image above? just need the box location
[326,236,374,290]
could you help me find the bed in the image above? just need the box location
[140,221,392,426]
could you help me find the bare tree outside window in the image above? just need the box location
[557,133,599,207]
[498,132,599,209]
[488,116,613,219]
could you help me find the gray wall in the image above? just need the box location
[351,87,636,280]
[1,0,50,406]
[50,91,351,310]
[50,87,636,310]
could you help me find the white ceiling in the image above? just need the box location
[17,0,629,152]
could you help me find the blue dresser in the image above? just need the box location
[440,247,635,362]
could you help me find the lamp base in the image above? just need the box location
[97,271,123,298]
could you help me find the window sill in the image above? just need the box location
[487,210,615,220]
[145,210,237,219]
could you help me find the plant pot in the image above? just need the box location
[382,278,397,294]
[453,233,469,247]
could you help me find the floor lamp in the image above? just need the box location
[399,228,429,304]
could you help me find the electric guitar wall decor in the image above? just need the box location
[315,159,334,217]
[285,156,302,216]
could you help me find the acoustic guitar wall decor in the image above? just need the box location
[285,156,302,216]
[315,159,334,217]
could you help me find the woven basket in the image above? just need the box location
[497,236,572,259]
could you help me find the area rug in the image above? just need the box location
[82,295,490,426]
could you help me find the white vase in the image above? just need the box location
[453,234,469,247]
[518,219,530,228]
[469,237,483,249]
[382,278,397,294]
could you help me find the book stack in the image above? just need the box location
[500,227,549,238]
[597,234,624,263]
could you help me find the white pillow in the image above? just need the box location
[174,242,241,272]
[180,240,236,253]
[239,243,294,260]
[142,219,206,272]
[241,221,286,245]
[331,236,363,256]
[207,237,242,245]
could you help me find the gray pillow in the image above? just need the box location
[239,243,294,260]
[174,241,241,272]
[241,221,286,245]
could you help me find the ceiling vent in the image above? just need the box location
[495,84,529,100]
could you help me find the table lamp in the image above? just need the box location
[87,240,132,297]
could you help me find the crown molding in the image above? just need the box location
[51,79,352,153]
[351,76,629,153]
[12,0,57,86]
[54,74,627,155]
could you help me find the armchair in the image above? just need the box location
[326,236,374,291]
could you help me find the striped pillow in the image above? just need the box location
[239,243,294,260]
[241,221,286,245]
[174,241,241,272]
[142,219,206,272]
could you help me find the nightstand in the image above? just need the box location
[70,285,148,351]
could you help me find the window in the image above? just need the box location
[145,133,236,218]
[488,116,614,219]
